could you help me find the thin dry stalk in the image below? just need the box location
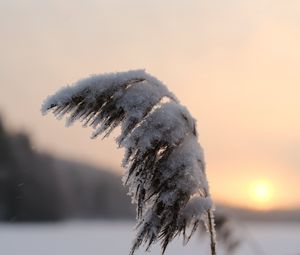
[208,210,217,255]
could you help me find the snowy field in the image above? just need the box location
[0,221,299,255]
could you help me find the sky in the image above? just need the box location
[0,0,300,210]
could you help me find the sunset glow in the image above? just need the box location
[1,0,300,210]
[249,180,274,210]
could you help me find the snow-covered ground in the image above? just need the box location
[0,221,299,255]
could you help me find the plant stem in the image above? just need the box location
[208,210,217,255]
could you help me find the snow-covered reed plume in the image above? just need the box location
[42,70,216,255]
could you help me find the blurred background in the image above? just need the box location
[0,0,299,254]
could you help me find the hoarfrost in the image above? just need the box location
[42,69,214,255]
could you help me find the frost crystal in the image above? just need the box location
[42,69,214,254]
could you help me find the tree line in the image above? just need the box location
[0,117,134,221]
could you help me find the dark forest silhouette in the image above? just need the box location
[0,116,134,221]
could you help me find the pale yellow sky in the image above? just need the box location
[0,0,299,209]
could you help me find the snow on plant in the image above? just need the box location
[41,70,216,255]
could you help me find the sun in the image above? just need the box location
[248,179,274,209]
